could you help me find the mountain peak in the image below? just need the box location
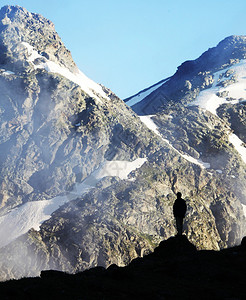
[0,5,53,29]
[0,5,76,73]
[218,34,246,46]
[174,35,246,78]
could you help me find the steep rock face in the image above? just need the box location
[0,5,77,73]
[0,66,158,213]
[0,5,160,214]
[0,7,245,281]
[217,102,246,143]
[125,36,246,208]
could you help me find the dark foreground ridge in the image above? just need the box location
[0,235,245,299]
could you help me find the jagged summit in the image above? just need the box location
[175,35,246,77]
[0,5,77,73]
[0,5,52,25]
[125,35,246,105]
[0,5,109,101]
[127,34,246,114]
[217,34,246,48]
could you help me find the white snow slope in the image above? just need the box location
[192,60,246,115]
[0,158,147,248]
[229,133,246,164]
[191,60,246,164]
[21,42,109,103]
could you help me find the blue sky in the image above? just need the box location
[3,0,246,98]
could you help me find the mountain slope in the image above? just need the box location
[125,35,246,205]
[0,7,245,280]
[126,36,246,114]
[0,5,160,214]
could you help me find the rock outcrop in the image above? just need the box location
[1,235,246,299]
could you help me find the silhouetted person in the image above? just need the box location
[173,192,187,236]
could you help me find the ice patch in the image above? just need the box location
[21,42,109,103]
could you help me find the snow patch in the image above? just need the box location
[2,70,15,76]
[139,115,161,136]
[139,115,210,169]
[93,158,147,180]
[181,154,211,169]
[191,60,246,115]
[21,42,109,103]
[0,195,69,248]
[0,158,147,248]
[229,133,246,164]
[242,204,246,218]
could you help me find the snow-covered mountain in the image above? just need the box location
[126,35,246,168]
[0,6,245,280]
[125,35,246,248]
[126,48,246,164]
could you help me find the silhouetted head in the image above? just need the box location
[177,192,182,199]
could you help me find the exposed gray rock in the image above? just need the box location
[0,5,77,73]
[217,102,246,143]
[0,6,245,281]
[131,35,246,115]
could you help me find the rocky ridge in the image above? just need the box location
[0,5,77,73]
[0,5,160,214]
[126,36,246,206]
[1,235,246,299]
[129,35,246,114]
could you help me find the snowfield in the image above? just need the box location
[0,158,147,248]
[21,42,109,103]
[192,60,246,115]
